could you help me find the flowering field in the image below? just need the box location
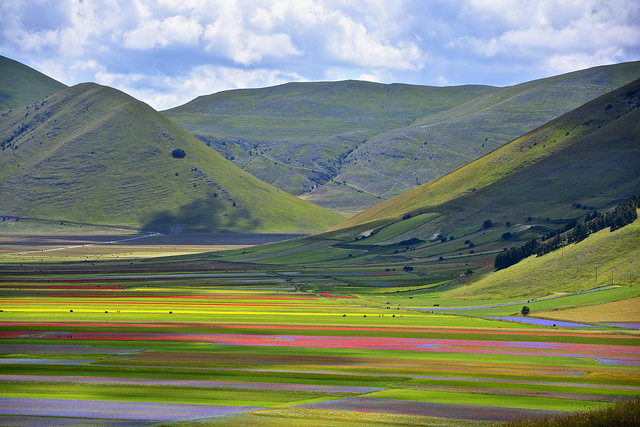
[0,275,638,425]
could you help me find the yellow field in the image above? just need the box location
[0,244,247,262]
[537,296,640,323]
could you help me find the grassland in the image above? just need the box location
[447,214,640,300]
[165,62,640,212]
[1,57,639,426]
[0,83,344,234]
[536,297,640,323]
[339,77,640,229]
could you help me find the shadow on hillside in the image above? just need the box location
[142,198,258,234]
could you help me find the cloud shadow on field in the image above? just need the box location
[142,197,259,233]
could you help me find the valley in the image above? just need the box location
[0,55,639,425]
[1,233,639,425]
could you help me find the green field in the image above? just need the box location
[0,249,638,426]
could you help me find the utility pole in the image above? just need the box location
[611,270,614,286]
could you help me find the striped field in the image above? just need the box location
[0,275,638,425]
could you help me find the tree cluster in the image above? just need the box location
[495,194,639,271]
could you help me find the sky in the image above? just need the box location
[2,0,639,110]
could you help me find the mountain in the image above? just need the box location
[339,78,640,230]
[209,79,640,274]
[165,62,640,214]
[0,83,343,233]
[163,81,497,213]
[0,55,67,111]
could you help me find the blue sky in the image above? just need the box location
[2,0,639,110]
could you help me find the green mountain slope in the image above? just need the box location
[210,79,640,278]
[163,81,497,210]
[0,83,343,233]
[0,55,66,111]
[339,78,640,229]
[328,62,640,204]
[165,62,640,213]
[446,211,640,300]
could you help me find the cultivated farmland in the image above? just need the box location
[0,263,638,426]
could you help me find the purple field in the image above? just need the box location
[0,398,265,422]
[300,397,571,421]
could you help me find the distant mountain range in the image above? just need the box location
[164,62,640,213]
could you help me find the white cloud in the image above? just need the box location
[457,0,640,58]
[201,1,301,65]
[326,13,424,70]
[0,0,638,109]
[95,65,306,110]
[123,15,203,49]
[33,57,106,86]
[544,47,627,75]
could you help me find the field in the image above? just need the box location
[0,236,638,426]
[0,233,302,264]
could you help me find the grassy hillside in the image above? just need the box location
[339,78,640,229]
[166,62,640,213]
[0,83,343,233]
[0,55,66,111]
[446,211,640,300]
[208,79,640,293]
[331,61,640,203]
[164,81,497,210]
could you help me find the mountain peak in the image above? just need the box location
[0,55,67,111]
[0,82,343,233]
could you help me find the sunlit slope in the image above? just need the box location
[0,55,67,111]
[211,104,639,266]
[446,211,640,300]
[331,61,640,203]
[338,78,640,230]
[0,83,343,232]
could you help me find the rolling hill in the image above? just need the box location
[165,62,640,213]
[0,55,67,111]
[0,83,343,233]
[339,78,640,229]
[209,79,640,282]
[163,81,496,211]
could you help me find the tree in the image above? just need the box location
[171,149,186,158]
[521,306,530,316]
[483,219,493,228]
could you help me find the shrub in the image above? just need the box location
[399,238,422,246]
[171,149,186,158]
